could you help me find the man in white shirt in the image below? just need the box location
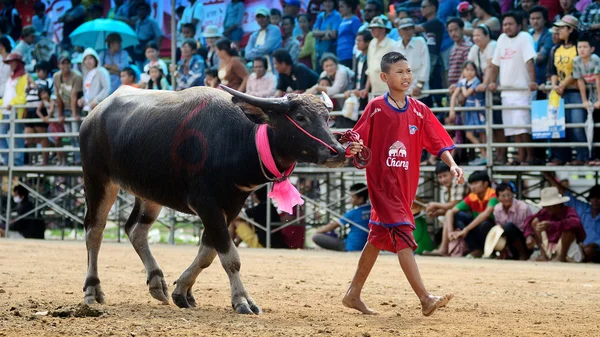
[181,0,204,42]
[394,18,430,101]
[365,16,396,96]
[486,11,538,165]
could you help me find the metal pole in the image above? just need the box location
[266,183,272,249]
[170,0,177,89]
[169,209,176,244]
[485,89,493,167]
[34,174,40,217]
[325,172,330,223]
[116,191,121,243]
[4,108,15,235]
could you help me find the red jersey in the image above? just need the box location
[353,94,455,228]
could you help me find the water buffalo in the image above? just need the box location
[79,85,346,314]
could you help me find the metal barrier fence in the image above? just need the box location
[1,87,597,245]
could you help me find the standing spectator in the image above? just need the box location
[32,2,53,39]
[0,52,26,166]
[307,53,354,96]
[470,0,500,39]
[312,183,370,252]
[581,0,600,56]
[297,14,317,69]
[520,0,539,13]
[0,16,15,49]
[99,33,130,94]
[133,2,162,71]
[395,18,430,102]
[273,49,319,96]
[366,16,396,95]
[312,0,343,71]
[203,25,222,70]
[0,0,20,41]
[468,24,496,83]
[444,170,498,257]
[14,26,38,73]
[88,4,104,20]
[216,38,248,92]
[336,0,361,68]
[246,56,277,98]
[108,0,128,20]
[344,30,372,109]
[574,35,600,114]
[170,38,205,91]
[282,16,301,62]
[398,0,424,23]
[181,0,204,42]
[415,0,445,106]
[245,8,283,68]
[283,0,303,38]
[58,0,86,52]
[548,15,587,166]
[490,183,534,260]
[223,0,245,46]
[446,18,472,87]
[523,187,586,262]
[307,0,323,24]
[555,0,581,21]
[53,54,83,164]
[78,48,110,113]
[486,11,537,166]
[0,36,12,99]
[529,6,554,86]
[358,0,383,32]
[142,42,168,77]
[456,1,474,30]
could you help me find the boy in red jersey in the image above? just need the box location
[343,51,465,316]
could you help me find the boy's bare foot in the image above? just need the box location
[342,294,378,315]
[421,294,454,317]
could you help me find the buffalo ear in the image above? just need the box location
[232,97,269,123]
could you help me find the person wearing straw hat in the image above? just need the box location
[365,15,395,96]
[203,25,222,70]
[0,52,27,166]
[485,183,534,260]
[244,8,283,66]
[523,187,586,262]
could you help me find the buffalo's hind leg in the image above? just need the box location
[124,198,169,304]
[83,178,119,305]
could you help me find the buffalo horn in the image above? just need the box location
[220,85,290,113]
[321,92,334,111]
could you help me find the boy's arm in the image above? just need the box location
[578,78,590,110]
[315,221,340,234]
[440,151,464,184]
[444,207,460,233]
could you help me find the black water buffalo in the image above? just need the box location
[79,85,346,314]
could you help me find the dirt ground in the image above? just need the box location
[0,240,599,337]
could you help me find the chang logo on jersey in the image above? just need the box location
[386,141,409,170]
[414,110,423,119]
[409,125,418,135]
[371,107,382,117]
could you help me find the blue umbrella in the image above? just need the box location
[69,19,139,51]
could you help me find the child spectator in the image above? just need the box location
[270,8,283,27]
[146,65,170,90]
[312,183,371,251]
[142,42,168,78]
[30,86,53,165]
[574,35,600,112]
[449,61,487,166]
[204,67,219,88]
[26,61,53,104]
[120,67,139,88]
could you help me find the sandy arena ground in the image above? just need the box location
[0,240,599,337]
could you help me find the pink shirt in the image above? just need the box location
[245,72,276,98]
[493,199,533,232]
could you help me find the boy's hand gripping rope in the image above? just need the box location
[337,130,372,169]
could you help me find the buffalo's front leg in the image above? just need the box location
[217,243,262,314]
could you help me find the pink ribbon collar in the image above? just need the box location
[255,124,304,214]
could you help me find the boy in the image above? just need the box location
[573,34,600,112]
[120,67,139,88]
[344,52,464,316]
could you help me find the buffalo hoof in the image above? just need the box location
[83,285,106,305]
[147,273,169,304]
[172,293,192,308]
[234,302,255,315]
[249,303,262,315]
[186,289,197,308]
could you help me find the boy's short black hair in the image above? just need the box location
[357,29,373,43]
[578,33,594,48]
[270,8,282,17]
[446,17,464,29]
[468,170,491,185]
[434,161,450,175]
[121,67,136,79]
[318,76,332,86]
[206,67,219,78]
[495,182,513,194]
[34,60,52,74]
[350,183,368,201]
[380,51,408,74]
[13,185,28,198]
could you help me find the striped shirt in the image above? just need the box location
[448,39,472,85]
[493,199,533,232]
[441,180,468,203]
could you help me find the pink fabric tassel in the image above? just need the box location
[256,124,305,214]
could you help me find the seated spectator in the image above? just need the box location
[245,8,283,66]
[32,2,52,39]
[132,2,162,70]
[0,185,45,239]
[120,67,139,88]
[297,14,317,69]
[203,25,221,69]
[312,183,370,251]
[170,38,205,90]
[306,53,355,96]
[312,0,342,71]
[145,65,170,90]
[13,26,37,73]
[223,0,245,46]
[246,56,277,98]
[216,38,248,92]
[0,52,27,166]
[0,17,16,49]
[229,216,264,248]
[487,183,534,260]
[424,161,468,255]
[78,48,110,112]
[0,0,21,42]
[99,33,130,94]
[524,187,586,262]
[142,42,168,77]
[204,67,219,88]
[273,49,320,97]
[449,61,487,166]
[337,0,361,68]
[444,170,498,257]
[282,15,301,62]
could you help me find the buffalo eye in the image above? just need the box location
[295,115,307,123]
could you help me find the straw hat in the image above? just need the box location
[483,225,506,258]
[203,25,221,39]
[369,16,391,32]
[553,15,579,30]
[537,187,570,207]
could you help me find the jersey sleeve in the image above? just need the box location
[455,200,471,212]
[488,197,499,208]
[352,101,373,148]
[422,105,455,157]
